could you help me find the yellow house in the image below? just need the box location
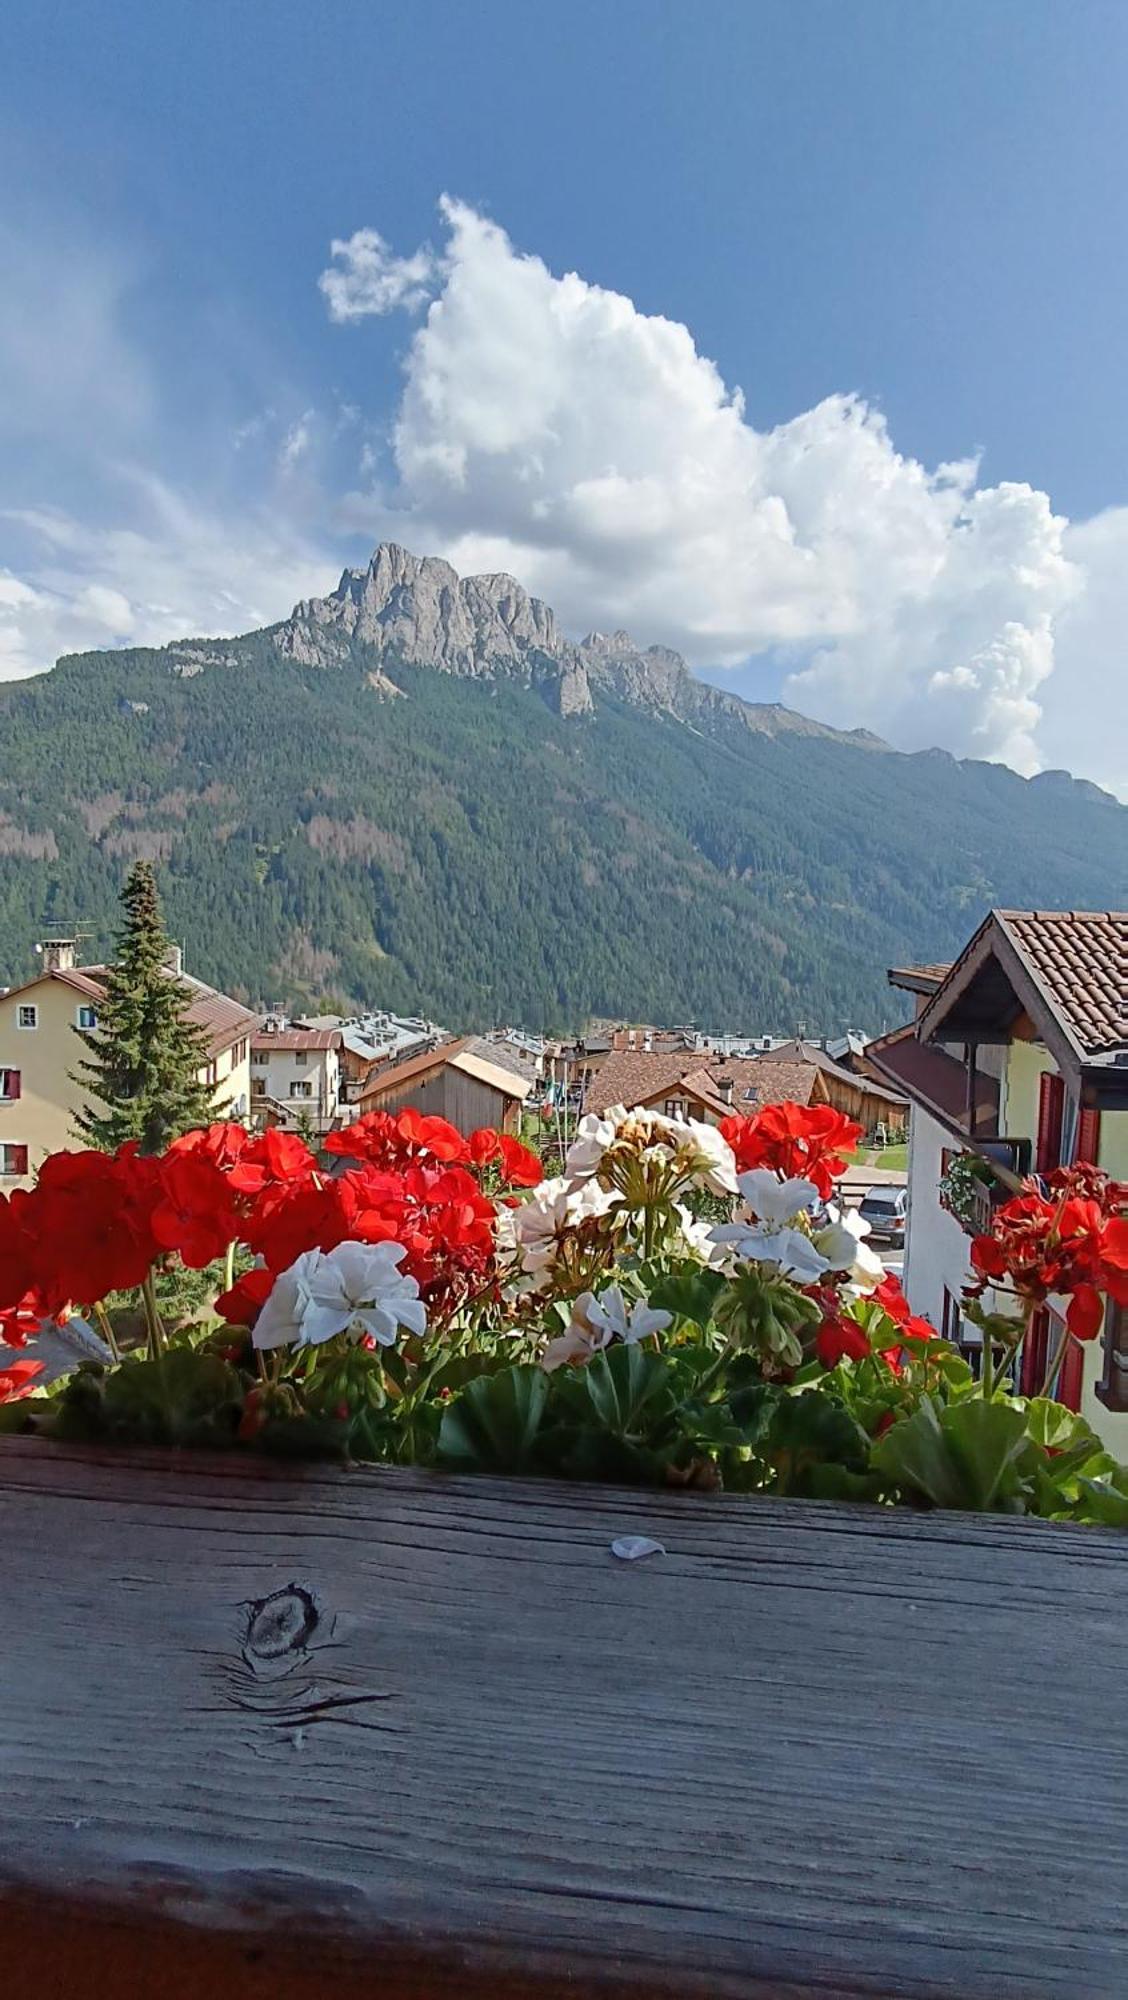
[870,910,1128,1450]
[0,940,257,1191]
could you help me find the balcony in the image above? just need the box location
[5,1438,1128,1997]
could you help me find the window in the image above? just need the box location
[251,1077,266,1099]
[289,1079,313,1099]
[1,1143,29,1176]
[294,1050,308,1066]
[232,1039,247,1065]
[204,1060,218,1088]
[16,1004,37,1030]
[1099,1304,1128,1413]
[252,1049,267,1067]
[76,1004,97,1030]
[0,1068,20,1101]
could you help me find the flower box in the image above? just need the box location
[4,1434,1128,1999]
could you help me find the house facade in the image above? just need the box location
[250,1019,344,1135]
[0,939,256,1190]
[358,1036,531,1136]
[869,911,1128,1445]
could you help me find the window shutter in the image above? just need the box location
[11,1069,19,1101]
[1035,1072,1065,1175]
[1075,1105,1102,1165]
[1021,1307,1050,1398]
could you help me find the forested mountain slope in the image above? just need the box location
[0,546,1122,1031]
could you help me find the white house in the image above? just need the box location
[250,1018,344,1135]
[868,911,1128,1442]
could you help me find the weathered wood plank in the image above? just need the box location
[3,1436,1128,1998]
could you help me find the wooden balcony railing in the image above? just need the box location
[4,1438,1128,1998]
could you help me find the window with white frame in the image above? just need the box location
[251,1049,267,1066]
[289,1079,313,1099]
[76,1004,97,1030]
[1,1142,29,1176]
[16,1004,37,1030]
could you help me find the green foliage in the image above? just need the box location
[1,632,1126,1029]
[71,860,215,1152]
[438,1364,550,1472]
[54,1348,244,1448]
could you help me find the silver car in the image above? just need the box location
[858,1187,907,1244]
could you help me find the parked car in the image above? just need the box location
[857,1186,907,1244]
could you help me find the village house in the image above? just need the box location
[868,910,1128,1443]
[769,1037,908,1138]
[250,1015,344,1135]
[0,936,256,1191]
[581,1049,829,1123]
[357,1035,531,1136]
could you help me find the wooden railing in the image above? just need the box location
[4,1438,1128,1997]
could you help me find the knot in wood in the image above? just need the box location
[243,1585,319,1666]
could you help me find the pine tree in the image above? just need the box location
[73,862,216,1153]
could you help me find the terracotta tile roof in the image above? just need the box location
[79,966,257,1059]
[584,1051,823,1117]
[252,1028,341,1053]
[997,910,1128,1057]
[581,1050,694,1116]
[887,963,953,996]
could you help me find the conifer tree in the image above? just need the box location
[73,862,215,1153]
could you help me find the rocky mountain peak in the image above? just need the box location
[272,541,887,748]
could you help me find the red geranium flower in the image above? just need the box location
[214,1266,274,1326]
[228,1128,317,1195]
[0,1355,45,1404]
[150,1152,241,1268]
[496,1134,543,1187]
[168,1121,251,1172]
[719,1101,862,1198]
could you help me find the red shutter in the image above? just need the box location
[1036,1073,1065,1174]
[1058,1335,1084,1413]
[9,1069,19,1101]
[1075,1105,1102,1165]
[1021,1307,1050,1398]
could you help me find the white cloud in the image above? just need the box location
[329,197,1105,785]
[0,479,339,682]
[318,227,439,321]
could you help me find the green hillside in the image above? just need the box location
[0,630,1123,1032]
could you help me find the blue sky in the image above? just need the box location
[3,0,1127,791]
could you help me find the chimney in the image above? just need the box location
[715,1075,735,1105]
[39,937,77,974]
[163,942,184,978]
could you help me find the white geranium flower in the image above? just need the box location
[709,1171,828,1281]
[587,1283,672,1345]
[512,1175,621,1282]
[564,1108,624,1179]
[813,1204,885,1293]
[710,1221,830,1283]
[673,1117,739,1197]
[541,1284,671,1372]
[252,1240,426,1350]
[737,1170,821,1226]
[673,1203,729,1267]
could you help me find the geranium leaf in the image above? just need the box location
[438,1363,548,1472]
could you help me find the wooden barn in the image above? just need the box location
[356,1036,531,1137]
